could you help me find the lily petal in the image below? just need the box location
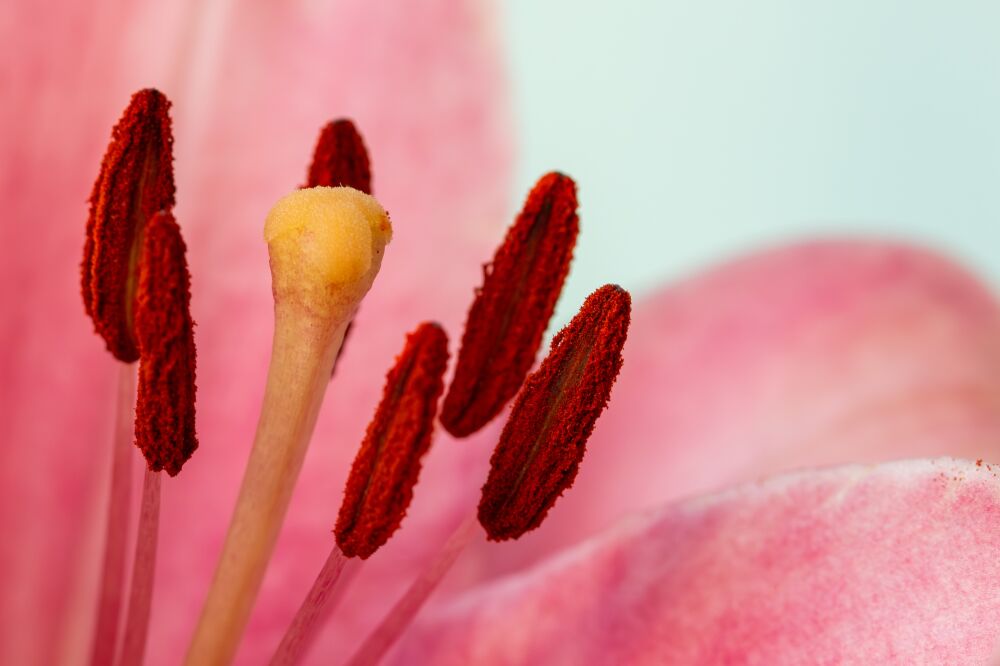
[394,458,1000,665]
[470,240,1000,582]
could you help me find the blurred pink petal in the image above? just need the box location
[470,240,1000,582]
[1,1,511,663]
[394,458,1000,665]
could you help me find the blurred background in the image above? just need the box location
[504,0,1000,323]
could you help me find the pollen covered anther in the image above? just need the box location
[478,284,631,541]
[134,211,198,476]
[440,172,579,437]
[303,119,374,376]
[306,119,372,194]
[336,322,450,558]
[82,88,175,362]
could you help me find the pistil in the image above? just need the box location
[185,187,392,666]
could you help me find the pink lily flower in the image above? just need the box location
[5,2,1000,666]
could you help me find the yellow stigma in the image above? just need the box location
[265,186,392,315]
[186,187,391,664]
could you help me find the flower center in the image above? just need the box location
[80,88,632,666]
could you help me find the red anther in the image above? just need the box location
[478,285,631,541]
[440,172,579,437]
[82,89,176,362]
[336,323,449,559]
[134,211,198,476]
[306,119,372,194]
[304,119,373,377]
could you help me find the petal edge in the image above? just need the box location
[395,458,1000,665]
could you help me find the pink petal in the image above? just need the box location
[468,240,1000,582]
[1,1,511,663]
[393,458,1000,665]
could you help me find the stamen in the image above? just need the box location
[336,322,449,558]
[478,284,631,541]
[88,364,136,666]
[83,89,175,666]
[134,211,198,475]
[185,187,392,666]
[440,172,579,437]
[116,468,161,666]
[345,514,478,666]
[302,119,374,376]
[273,323,447,664]
[82,89,175,362]
[268,550,353,666]
[306,119,372,194]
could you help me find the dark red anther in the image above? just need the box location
[82,89,176,362]
[440,172,579,437]
[303,119,373,377]
[336,323,449,558]
[134,211,198,476]
[306,119,372,194]
[478,285,631,541]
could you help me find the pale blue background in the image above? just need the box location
[504,1,1000,322]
